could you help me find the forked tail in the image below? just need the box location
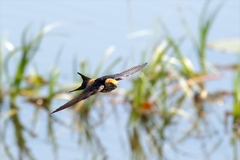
[69,72,92,92]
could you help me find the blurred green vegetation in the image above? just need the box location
[0,2,239,160]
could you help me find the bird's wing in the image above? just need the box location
[51,83,104,114]
[106,62,147,80]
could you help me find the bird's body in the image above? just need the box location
[51,62,147,114]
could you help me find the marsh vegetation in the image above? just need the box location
[0,2,239,160]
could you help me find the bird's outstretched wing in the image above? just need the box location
[105,62,147,80]
[51,83,104,114]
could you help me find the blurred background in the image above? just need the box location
[0,1,239,160]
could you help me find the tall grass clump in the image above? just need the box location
[124,2,237,160]
[0,23,65,160]
[69,49,121,157]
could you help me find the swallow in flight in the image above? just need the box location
[51,62,147,114]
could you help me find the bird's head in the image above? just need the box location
[105,78,118,86]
